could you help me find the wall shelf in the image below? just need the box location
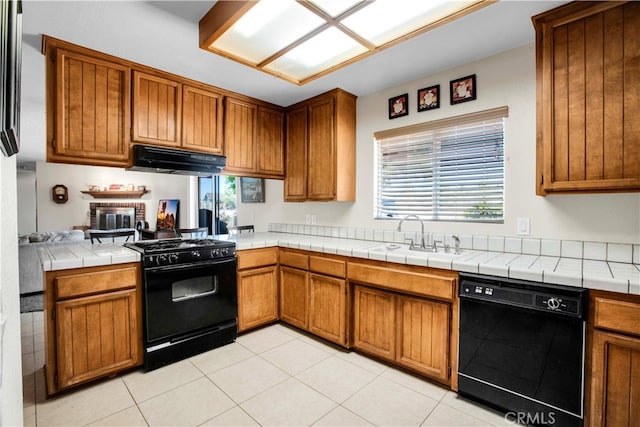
[81,190,149,199]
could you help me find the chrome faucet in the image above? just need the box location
[396,215,426,248]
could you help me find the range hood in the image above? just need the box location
[127,145,226,176]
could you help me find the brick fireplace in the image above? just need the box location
[89,202,146,230]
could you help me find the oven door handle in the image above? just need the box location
[144,258,236,273]
[172,287,218,303]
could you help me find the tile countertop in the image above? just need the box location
[38,232,640,295]
[226,232,640,296]
[38,242,140,271]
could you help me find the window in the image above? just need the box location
[374,107,507,222]
[198,176,237,234]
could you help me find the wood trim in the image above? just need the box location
[198,1,257,49]
[373,106,508,140]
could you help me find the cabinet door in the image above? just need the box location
[396,295,450,382]
[132,71,182,146]
[352,285,395,361]
[52,49,130,165]
[182,85,223,154]
[309,273,347,346]
[257,106,284,177]
[589,329,640,426]
[279,266,308,330]
[237,266,278,332]
[307,96,336,200]
[56,289,140,391]
[534,2,640,194]
[224,97,257,174]
[284,105,308,201]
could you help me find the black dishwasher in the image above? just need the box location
[458,273,587,427]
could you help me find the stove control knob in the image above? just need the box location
[157,255,168,265]
[547,297,561,310]
[169,254,179,264]
[191,251,201,258]
[211,249,219,258]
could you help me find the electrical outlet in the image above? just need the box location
[517,217,530,236]
[311,214,317,225]
[305,214,311,224]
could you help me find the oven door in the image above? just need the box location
[143,258,237,344]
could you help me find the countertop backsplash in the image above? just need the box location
[268,223,639,264]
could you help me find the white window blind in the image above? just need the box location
[374,107,507,222]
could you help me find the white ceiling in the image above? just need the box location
[18,0,567,163]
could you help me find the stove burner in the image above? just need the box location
[124,238,236,267]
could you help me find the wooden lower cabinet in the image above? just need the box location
[589,330,640,426]
[279,249,349,347]
[279,266,308,329]
[237,248,279,332]
[352,285,396,360]
[587,291,640,426]
[350,262,457,386]
[44,263,142,395]
[55,289,139,391]
[309,273,347,345]
[396,295,450,382]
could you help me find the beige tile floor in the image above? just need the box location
[22,311,515,426]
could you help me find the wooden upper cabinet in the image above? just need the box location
[182,85,224,154]
[47,48,131,166]
[224,97,284,178]
[257,106,285,177]
[533,1,640,194]
[132,71,182,147]
[284,88,356,202]
[284,105,308,201]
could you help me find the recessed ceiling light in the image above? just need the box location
[199,0,495,85]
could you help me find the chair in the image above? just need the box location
[90,229,135,243]
[176,227,209,238]
[228,225,254,234]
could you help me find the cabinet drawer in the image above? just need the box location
[310,256,345,278]
[594,297,640,337]
[237,247,278,270]
[348,262,456,301]
[55,265,138,299]
[280,250,309,270]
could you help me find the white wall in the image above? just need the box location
[17,169,37,234]
[0,156,24,425]
[254,44,640,244]
[35,162,190,232]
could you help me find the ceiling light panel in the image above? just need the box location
[308,0,364,18]
[210,0,325,64]
[264,27,368,81]
[342,0,472,46]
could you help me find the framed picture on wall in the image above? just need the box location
[388,93,409,119]
[450,74,477,104]
[240,178,265,203]
[157,199,179,230]
[417,84,440,111]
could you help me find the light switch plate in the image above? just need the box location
[517,217,530,236]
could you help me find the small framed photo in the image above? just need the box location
[450,74,476,104]
[417,85,440,112]
[137,185,146,191]
[240,177,265,203]
[388,93,409,119]
[126,184,135,191]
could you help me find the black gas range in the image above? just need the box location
[124,238,238,371]
[125,238,236,268]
